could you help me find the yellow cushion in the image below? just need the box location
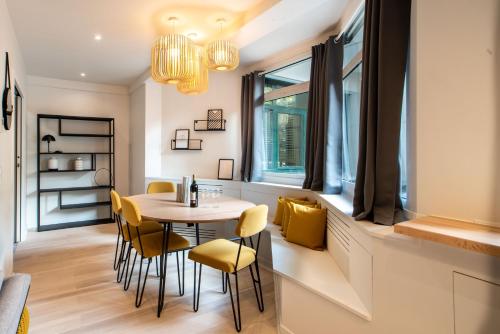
[188,239,256,273]
[235,205,268,238]
[281,199,317,237]
[286,203,327,250]
[272,196,307,225]
[132,231,190,258]
[17,306,29,334]
[122,220,163,242]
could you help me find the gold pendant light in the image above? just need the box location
[177,44,208,95]
[151,17,194,84]
[206,19,239,71]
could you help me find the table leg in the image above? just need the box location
[157,222,171,317]
[195,223,200,245]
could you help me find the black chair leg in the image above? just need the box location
[124,250,138,291]
[116,240,127,282]
[249,262,265,312]
[155,257,160,277]
[113,234,121,270]
[227,272,242,332]
[176,251,185,296]
[222,270,227,294]
[135,257,151,307]
[193,262,202,312]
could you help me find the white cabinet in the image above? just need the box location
[453,272,500,334]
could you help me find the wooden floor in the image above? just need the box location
[14,224,277,334]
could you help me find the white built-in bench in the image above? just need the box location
[266,223,371,320]
[238,182,376,332]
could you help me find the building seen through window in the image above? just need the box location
[263,59,310,179]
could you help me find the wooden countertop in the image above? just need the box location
[394,216,500,257]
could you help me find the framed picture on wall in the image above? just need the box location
[175,129,190,149]
[207,109,223,130]
[218,159,234,180]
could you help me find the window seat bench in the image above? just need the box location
[265,223,372,321]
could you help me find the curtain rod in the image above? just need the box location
[334,2,365,42]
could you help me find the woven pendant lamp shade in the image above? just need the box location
[177,45,208,95]
[206,39,239,71]
[151,34,194,84]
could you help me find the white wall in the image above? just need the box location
[161,71,242,180]
[0,0,27,276]
[407,0,500,224]
[129,84,146,195]
[144,80,163,178]
[26,76,130,228]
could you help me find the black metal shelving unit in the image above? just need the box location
[37,114,115,231]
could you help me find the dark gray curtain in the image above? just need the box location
[353,0,411,225]
[240,71,264,182]
[303,36,343,193]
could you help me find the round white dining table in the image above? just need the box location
[128,192,255,317]
[129,192,255,224]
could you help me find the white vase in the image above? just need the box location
[74,157,83,171]
[48,157,58,171]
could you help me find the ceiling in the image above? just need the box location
[7,0,348,86]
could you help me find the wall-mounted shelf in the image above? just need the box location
[394,216,500,257]
[171,139,203,151]
[194,119,226,131]
[37,114,115,232]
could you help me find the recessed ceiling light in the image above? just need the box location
[94,34,102,41]
[80,72,86,77]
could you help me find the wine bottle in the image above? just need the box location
[190,174,198,208]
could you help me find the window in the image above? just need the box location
[342,63,362,183]
[340,9,408,201]
[341,13,364,194]
[262,59,311,185]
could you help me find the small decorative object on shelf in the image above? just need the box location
[218,159,234,180]
[2,52,13,131]
[190,174,199,207]
[74,157,83,170]
[208,108,223,128]
[174,128,190,149]
[48,157,58,171]
[94,168,111,186]
[41,134,56,153]
[194,109,226,131]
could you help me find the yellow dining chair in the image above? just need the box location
[188,205,268,332]
[147,181,176,194]
[121,196,191,307]
[110,190,163,288]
